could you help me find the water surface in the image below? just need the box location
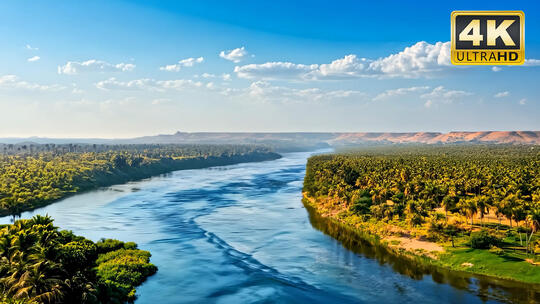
[2,151,537,303]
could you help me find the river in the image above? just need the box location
[1,151,537,303]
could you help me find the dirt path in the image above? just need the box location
[386,236,444,259]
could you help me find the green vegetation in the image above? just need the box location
[303,145,540,283]
[0,144,280,217]
[0,215,156,303]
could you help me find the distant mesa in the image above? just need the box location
[330,131,540,145]
[0,131,538,149]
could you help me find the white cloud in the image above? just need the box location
[244,81,365,103]
[311,55,368,79]
[373,86,430,101]
[494,91,509,98]
[220,87,242,96]
[159,79,204,90]
[219,47,248,63]
[96,78,154,90]
[234,62,319,80]
[420,86,472,107]
[235,41,453,80]
[27,56,40,62]
[519,98,526,105]
[200,73,216,78]
[159,57,204,72]
[492,66,502,72]
[366,41,451,77]
[58,60,135,75]
[25,44,38,51]
[221,73,232,81]
[524,59,540,66]
[96,77,203,91]
[0,75,64,91]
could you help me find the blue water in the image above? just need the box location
[1,151,535,303]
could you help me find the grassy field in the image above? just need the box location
[435,247,540,283]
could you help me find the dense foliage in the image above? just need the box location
[304,145,540,254]
[0,144,279,217]
[0,215,156,303]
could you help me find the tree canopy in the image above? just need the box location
[0,144,278,217]
[0,215,156,303]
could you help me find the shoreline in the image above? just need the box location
[302,194,540,289]
[0,152,281,217]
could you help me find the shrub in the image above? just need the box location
[489,246,505,255]
[60,240,97,271]
[470,230,501,249]
[96,238,127,253]
[350,196,372,215]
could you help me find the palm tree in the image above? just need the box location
[8,261,64,302]
[525,207,540,254]
[441,195,456,220]
[476,195,491,226]
[493,201,505,230]
[457,198,477,227]
[501,194,519,227]
[444,224,459,247]
[1,199,21,223]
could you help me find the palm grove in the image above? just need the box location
[303,145,540,281]
[0,215,157,303]
[0,143,279,218]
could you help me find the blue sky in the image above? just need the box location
[0,0,539,137]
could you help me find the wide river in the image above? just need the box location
[1,151,538,303]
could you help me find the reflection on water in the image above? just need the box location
[304,203,540,303]
[1,150,538,304]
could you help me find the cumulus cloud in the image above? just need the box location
[193,73,216,79]
[244,81,365,103]
[420,86,472,108]
[373,86,430,101]
[58,60,135,75]
[0,75,64,91]
[519,98,526,105]
[234,62,318,80]
[492,66,502,72]
[312,55,368,79]
[366,41,451,77]
[27,56,40,62]
[96,77,203,91]
[494,91,510,98]
[235,41,452,80]
[159,57,204,72]
[221,73,232,81]
[219,47,248,63]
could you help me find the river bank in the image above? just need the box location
[302,194,540,290]
[0,151,281,217]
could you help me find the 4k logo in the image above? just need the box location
[451,11,524,65]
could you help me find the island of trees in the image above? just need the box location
[0,143,280,218]
[0,215,156,303]
[303,145,540,283]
